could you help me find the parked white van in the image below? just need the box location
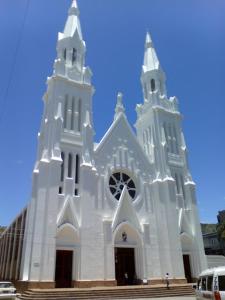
[196,266,225,300]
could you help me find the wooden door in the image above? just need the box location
[55,250,73,288]
[183,254,192,283]
[115,247,135,285]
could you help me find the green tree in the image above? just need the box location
[217,221,225,241]
[0,226,6,234]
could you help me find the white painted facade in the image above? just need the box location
[18,0,207,287]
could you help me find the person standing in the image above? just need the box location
[165,273,170,289]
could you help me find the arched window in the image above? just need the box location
[60,152,65,182]
[63,49,67,60]
[68,153,73,178]
[75,154,80,184]
[151,79,156,92]
[72,48,77,64]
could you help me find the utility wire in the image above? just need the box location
[0,0,30,127]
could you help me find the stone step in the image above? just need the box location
[19,295,194,300]
[19,295,195,300]
[18,285,195,300]
[23,289,192,295]
[21,289,193,297]
[23,286,192,294]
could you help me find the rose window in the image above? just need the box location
[109,172,136,200]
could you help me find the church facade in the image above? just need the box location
[0,0,207,289]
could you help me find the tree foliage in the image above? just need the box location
[0,226,6,235]
[217,221,225,241]
[201,223,217,234]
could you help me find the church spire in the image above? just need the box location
[63,0,83,40]
[141,32,167,102]
[54,0,93,84]
[143,32,160,72]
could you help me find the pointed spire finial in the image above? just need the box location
[62,0,83,39]
[117,92,123,106]
[72,0,78,8]
[84,110,92,127]
[114,92,125,120]
[55,102,63,121]
[145,32,154,49]
[69,0,79,15]
[143,31,160,71]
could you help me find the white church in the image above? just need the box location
[0,0,207,289]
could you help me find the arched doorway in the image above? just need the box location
[180,232,193,283]
[114,247,135,285]
[55,223,79,288]
[113,222,143,286]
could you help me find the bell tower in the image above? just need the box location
[136,32,179,180]
[21,0,95,286]
[135,32,207,277]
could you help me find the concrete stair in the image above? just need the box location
[18,284,195,300]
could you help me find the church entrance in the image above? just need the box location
[115,247,136,285]
[183,254,192,283]
[55,250,73,288]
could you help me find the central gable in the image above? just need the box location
[95,113,154,177]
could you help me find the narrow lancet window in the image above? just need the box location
[144,83,148,99]
[151,79,156,92]
[72,48,77,64]
[71,97,75,131]
[180,175,185,199]
[168,124,174,153]
[78,99,81,132]
[163,123,169,152]
[63,49,67,61]
[68,153,73,178]
[75,154,80,184]
[61,152,65,182]
[175,173,180,194]
[64,95,68,129]
[173,126,179,154]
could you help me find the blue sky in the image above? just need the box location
[0,0,224,226]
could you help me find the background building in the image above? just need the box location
[201,210,225,257]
